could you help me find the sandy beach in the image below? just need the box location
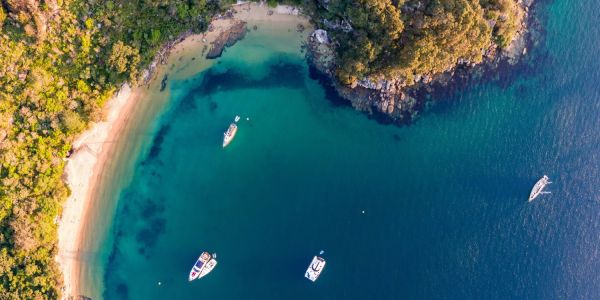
[56,82,139,299]
[56,3,310,299]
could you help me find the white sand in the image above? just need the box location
[56,83,139,299]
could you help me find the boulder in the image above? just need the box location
[312,29,329,44]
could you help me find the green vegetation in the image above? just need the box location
[0,0,525,298]
[481,0,524,48]
[0,0,221,298]
[305,0,524,86]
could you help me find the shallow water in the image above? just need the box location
[89,1,600,299]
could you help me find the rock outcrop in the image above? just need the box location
[307,0,537,123]
[206,20,247,59]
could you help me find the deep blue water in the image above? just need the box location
[96,1,600,299]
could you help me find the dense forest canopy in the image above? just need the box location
[309,0,523,85]
[0,0,220,298]
[0,0,524,298]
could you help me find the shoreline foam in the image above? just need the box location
[56,3,310,299]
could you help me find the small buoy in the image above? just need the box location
[319,250,325,255]
[361,210,365,214]
[246,117,250,121]
[158,282,162,286]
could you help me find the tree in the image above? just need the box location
[108,41,141,85]
[0,6,6,29]
[9,199,39,252]
[0,0,219,297]
[319,0,516,85]
[149,28,162,46]
[331,0,404,85]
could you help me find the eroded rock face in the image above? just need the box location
[206,21,247,59]
[312,29,329,44]
[307,29,418,121]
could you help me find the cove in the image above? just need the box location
[91,1,600,299]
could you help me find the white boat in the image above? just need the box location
[198,258,217,278]
[529,175,551,202]
[304,256,326,282]
[188,252,217,281]
[222,122,238,148]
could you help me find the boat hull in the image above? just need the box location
[528,175,550,202]
[198,259,218,279]
[223,123,238,148]
[189,252,216,281]
[305,256,326,282]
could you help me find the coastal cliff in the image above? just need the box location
[305,0,536,122]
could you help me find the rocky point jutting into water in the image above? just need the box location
[306,0,536,122]
[206,19,248,59]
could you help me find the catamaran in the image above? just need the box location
[529,175,551,202]
[188,252,218,281]
[304,255,326,282]
[222,116,240,148]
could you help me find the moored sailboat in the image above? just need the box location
[529,175,551,202]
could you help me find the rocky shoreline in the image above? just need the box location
[206,20,248,59]
[307,0,539,124]
[140,11,250,88]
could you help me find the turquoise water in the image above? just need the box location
[93,1,600,299]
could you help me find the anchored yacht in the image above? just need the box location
[222,116,240,148]
[188,252,217,281]
[305,256,326,282]
[529,175,551,202]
